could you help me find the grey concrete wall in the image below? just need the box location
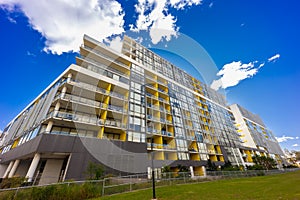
[0,135,42,164]
[39,159,64,185]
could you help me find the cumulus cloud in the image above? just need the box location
[0,0,125,55]
[1,0,203,54]
[105,36,123,53]
[268,53,280,62]
[276,135,298,143]
[7,16,16,23]
[131,0,202,44]
[292,144,299,147]
[210,52,281,91]
[210,61,264,90]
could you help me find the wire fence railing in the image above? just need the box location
[0,168,299,199]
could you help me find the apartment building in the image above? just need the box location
[230,104,285,167]
[0,35,285,185]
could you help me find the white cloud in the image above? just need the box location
[276,135,297,143]
[0,0,125,55]
[259,62,265,68]
[131,0,202,44]
[169,0,202,9]
[7,16,16,23]
[210,61,262,90]
[209,2,214,8]
[268,53,280,62]
[149,14,178,44]
[27,51,36,57]
[296,137,299,139]
[106,36,123,53]
[292,144,299,147]
[211,52,280,91]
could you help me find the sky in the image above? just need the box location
[0,0,299,151]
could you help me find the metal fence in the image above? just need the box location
[0,168,299,199]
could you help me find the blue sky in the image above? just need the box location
[0,0,299,151]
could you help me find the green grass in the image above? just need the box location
[96,170,300,200]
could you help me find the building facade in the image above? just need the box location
[0,35,285,185]
[230,104,285,167]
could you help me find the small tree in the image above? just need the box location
[252,155,277,170]
[177,164,189,172]
[206,159,217,171]
[85,161,104,180]
[221,161,239,171]
[162,165,171,173]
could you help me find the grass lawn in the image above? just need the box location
[96,170,300,200]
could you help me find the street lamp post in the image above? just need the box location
[151,140,156,200]
[142,84,156,200]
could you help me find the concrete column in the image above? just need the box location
[8,159,20,178]
[62,154,72,181]
[45,121,53,133]
[61,86,67,98]
[2,161,14,178]
[189,166,194,178]
[202,166,207,177]
[67,73,72,83]
[26,153,40,182]
[53,101,60,117]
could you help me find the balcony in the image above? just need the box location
[47,111,126,129]
[147,127,161,135]
[68,80,127,100]
[83,45,130,69]
[107,104,125,113]
[161,130,173,137]
[79,57,130,85]
[147,115,160,122]
[48,111,98,125]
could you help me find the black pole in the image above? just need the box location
[151,147,156,199]
[144,84,156,200]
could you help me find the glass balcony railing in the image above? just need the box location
[55,93,102,108]
[80,57,129,78]
[161,130,173,137]
[147,115,162,122]
[79,57,129,85]
[145,84,157,90]
[157,88,167,93]
[83,45,130,69]
[146,127,161,135]
[55,93,125,113]
[68,80,127,100]
[47,111,127,129]
[146,93,158,99]
[147,143,176,150]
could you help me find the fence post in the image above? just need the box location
[130,175,132,191]
[102,178,105,197]
[13,187,19,199]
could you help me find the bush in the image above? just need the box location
[85,162,104,180]
[0,181,103,200]
[0,177,27,189]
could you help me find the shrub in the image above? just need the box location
[0,177,27,189]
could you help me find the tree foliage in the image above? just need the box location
[85,161,104,180]
[206,159,217,171]
[161,165,171,173]
[252,155,277,170]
